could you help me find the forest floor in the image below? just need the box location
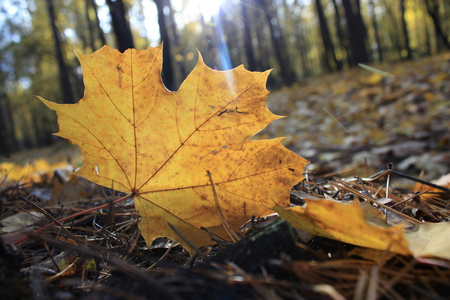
[262,52,450,183]
[1,53,449,299]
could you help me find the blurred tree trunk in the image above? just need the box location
[292,0,311,77]
[424,0,450,50]
[341,0,369,66]
[258,0,297,85]
[135,0,149,44]
[106,0,134,52]
[424,13,432,56]
[383,0,402,60]
[400,0,412,59]
[241,0,257,71]
[331,0,349,67]
[154,0,174,90]
[91,0,106,46]
[315,0,342,71]
[0,93,17,154]
[167,0,186,83]
[251,2,269,71]
[369,0,383,61]
[216,7,241,69]
[45,0,75,104]
[32,109,53,147]
[73,3,86,49]
[85,0,96,50]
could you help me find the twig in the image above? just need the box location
[167,222,202,254]
[391,170,450,194]
[147,241,178,270]
[332,180,421,224]
[31,235,181,300]
[358,63,394,77]
[385,163,393,199]
[360,170,391,182]
[322,107,349,133]
[206,170,241,243]
[361,169,450,195]
[389,190,430,208]
[14,193,134,245]
[18,195,85,245]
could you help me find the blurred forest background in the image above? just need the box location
[0,0,449,156]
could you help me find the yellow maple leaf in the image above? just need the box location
[274,199,450,260]
[273,200,411,255]
[38,46,307,251]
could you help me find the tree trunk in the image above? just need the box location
[369,0,383,61]
[106,0,134,52]
[0,93,17,154]
[167,0,186,83]
[400,0,412,59]
[241,0,257,71]
[258,0,297,85]
[315,0,341,71]
[74,2,88,50]
[92,0,106,46]
[216,7,241,69]
[331,0,349,67]
[154,0,174,90]
[424,12,432,56]
[341,0,369,66]
[424,0,450,50]
[45,0,75,104]
[252,3,269,71]
[85,0,96,50]
[383,0,402,60]
[31,108,53,147]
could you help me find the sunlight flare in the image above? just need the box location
[195,0,224,20]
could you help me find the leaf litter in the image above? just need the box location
[261,53,450,179]
[0,50,449,299]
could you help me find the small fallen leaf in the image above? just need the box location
[273,200,411,255]
[49,176,89,206]
[0,211,45,233]
[274,199,450,260]
[404,222,450,260]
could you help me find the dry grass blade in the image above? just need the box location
[207,170,241,243]
[14,193,133,245]
[167,222,202,254]
[18,195,85,245]
[332,180,421,224]
[33,235,183,300]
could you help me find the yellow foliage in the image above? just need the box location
[274,199,450,260]
[0,158,68,183]
[273,200,411,255]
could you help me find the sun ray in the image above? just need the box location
[195,0,225,20]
